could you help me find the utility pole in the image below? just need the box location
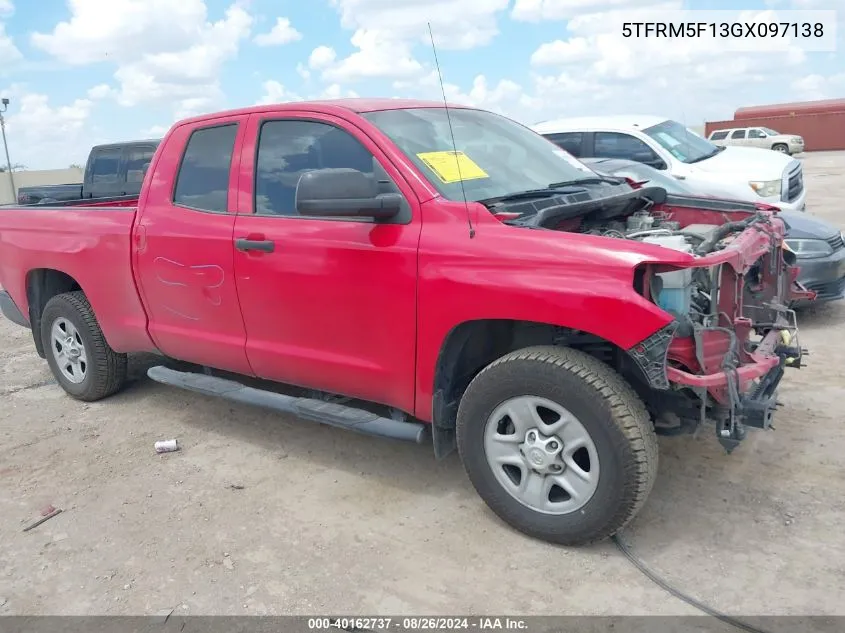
[0,98,16,199]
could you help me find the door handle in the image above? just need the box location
[235,238,275,253]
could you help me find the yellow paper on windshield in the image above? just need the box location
[416,151,489,184]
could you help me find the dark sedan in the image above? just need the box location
[580,157,845,307]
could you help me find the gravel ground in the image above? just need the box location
[1,151,843,617]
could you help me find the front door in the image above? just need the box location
[132,116,253,375]
[232,113,421,413]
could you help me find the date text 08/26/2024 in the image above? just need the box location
[307,617,528,631]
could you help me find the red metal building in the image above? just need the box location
[704,98,845,152]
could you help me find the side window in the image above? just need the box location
[173,124,238,213]
[710,130,729,140]
[594,132,659,162]
[90,148,122,183]
[255,120,378,217]
[125,145,157,184]
[748,129,765,139]
[730,129,746,139]
[545,132,583,157]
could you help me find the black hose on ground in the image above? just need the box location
[611,532,771,633]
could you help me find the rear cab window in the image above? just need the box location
[125,145,157,184]
[89,148,122,183]
[173,124,239,213]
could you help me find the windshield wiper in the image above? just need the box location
[478,186,587,205]
[547,176,626,188]
[687,145,726,164]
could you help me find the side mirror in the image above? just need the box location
[295,168,401,220]
[631,151,667,170]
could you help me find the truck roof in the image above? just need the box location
[177,98,472,127]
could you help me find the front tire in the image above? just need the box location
[456,345,658,546]
[772,143,789,154]
[40,291,128,401]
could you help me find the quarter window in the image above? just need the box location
[173,124,238,213]
[709,130,729,140]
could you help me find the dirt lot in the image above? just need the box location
[1,152,844,618]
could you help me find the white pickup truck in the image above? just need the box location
[533,116,806,213]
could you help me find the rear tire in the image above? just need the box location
[456,345,658,546]
[40,291,128,401]
[772,143,789,154]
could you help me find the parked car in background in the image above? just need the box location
[16,139,161,205]
[581,157,845,307]
[707,127,804,155]
[533,116,806,212]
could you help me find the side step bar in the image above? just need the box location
[147,366,428,444]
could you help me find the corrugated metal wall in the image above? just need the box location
[705,99,845,152]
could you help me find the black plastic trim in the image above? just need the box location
[0,290,29,327]
[626,321,678,390]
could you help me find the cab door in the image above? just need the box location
[132,116,253,375]
[230,112,422,412]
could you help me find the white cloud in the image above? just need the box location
[512,0,658,22]
[320,30,424,83]
[30,0,253,117]
[315,0,509,84]
[86,84,115,100]
[0,88,94,168]
[142,124,169,137]
[308,46,337,69]
[296,62,310,80]
[254,17,302,46]
[256,80,300,105]
[791,73,845,100]
[0,0,12,15]
[0,23,22,65]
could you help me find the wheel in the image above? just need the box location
[40,291,128,401]
[456,345,658,546]
[772,143,789,154]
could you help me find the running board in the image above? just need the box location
[146,366,427,444]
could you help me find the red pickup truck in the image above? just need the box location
[0,99,808,545]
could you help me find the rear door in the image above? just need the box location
[132,116,253,375]
[231,112,421,412]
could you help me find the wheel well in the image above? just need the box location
[430,319,645,459]
[25,269,83,358]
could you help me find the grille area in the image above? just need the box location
[783,164,804,202]
[805,277,845,302]
[826,233,845,251]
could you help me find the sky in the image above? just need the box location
[0,0,842,170]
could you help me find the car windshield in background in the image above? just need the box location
[762,127,781,135]
[363,108,597,203]
[643,119,721,164]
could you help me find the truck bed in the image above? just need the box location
[0,204,154,353]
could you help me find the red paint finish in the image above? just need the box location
[0,99,799,426]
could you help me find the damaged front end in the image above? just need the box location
[626,208,812,453]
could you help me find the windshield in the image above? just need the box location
[761,127,781,136]
[362,107,596,203]
[642,119,720,164]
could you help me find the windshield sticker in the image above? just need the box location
[416,151,489,184]
[553,149,592,172]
